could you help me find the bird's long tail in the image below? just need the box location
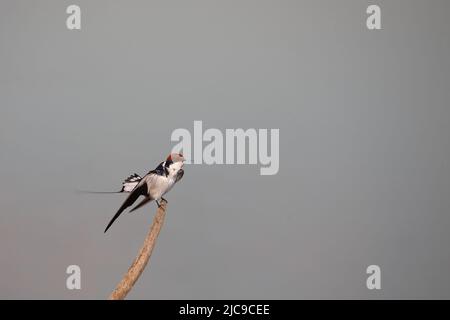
[77,173,142,195]
[75,189,122,194]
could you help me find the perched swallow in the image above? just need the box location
[103,153,185,233]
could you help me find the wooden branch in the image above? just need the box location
[108,199,168,300]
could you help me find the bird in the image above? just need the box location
[103,153,185,233]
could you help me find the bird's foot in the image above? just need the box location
[156,197,168,208]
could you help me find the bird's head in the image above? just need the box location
[167,153,185,164]
[165,153,185,178]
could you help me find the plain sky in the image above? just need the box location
[1,0,450,299]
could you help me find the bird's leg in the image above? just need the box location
[155,200,161,208]
[161,197,168,203]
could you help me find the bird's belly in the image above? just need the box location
[163,178,176,195]
[148,176,175,199]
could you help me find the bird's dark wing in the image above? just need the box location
[148,162,168,177]
[104,182,148,233]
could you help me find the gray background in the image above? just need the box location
[1,0,449,299]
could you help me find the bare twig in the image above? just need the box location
[108,199,168,300]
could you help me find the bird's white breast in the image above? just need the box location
[143,174,175,200]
